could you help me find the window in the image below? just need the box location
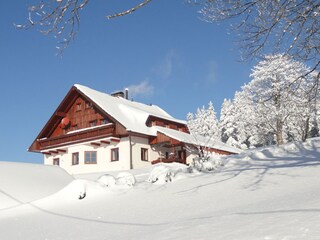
[85,101,92,109]
[101,119,109,125]
[53,158,60,165]
[76,103,82,111]
[72,152,79,165]
[85,151,97,164]
[111,148,119,161]
[141,148,148,161]
[89,120,97,127]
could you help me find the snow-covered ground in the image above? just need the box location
[1,138,320,240]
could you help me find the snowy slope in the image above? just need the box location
[1,138,320,240]
[0,162,73,210]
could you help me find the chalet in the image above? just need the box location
[29,84,240,174]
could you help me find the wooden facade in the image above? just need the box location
[29,86,127,153]
[146,116,189,133]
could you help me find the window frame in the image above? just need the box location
[111,148,119,162]
[84,151,97,164]
[53,158,60,166]
[141,148,148,161]
[85,101,92,109]
[75,103,82,112]
[89,120,97,127]
[101,119,109,125]
[72,152,79,165]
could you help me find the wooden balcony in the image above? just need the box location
[151,157,184,165]
[39,124,115,150]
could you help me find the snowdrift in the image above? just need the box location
[0,162,73,210]
[1,138,320,240]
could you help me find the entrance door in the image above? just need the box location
[178,150,186,164]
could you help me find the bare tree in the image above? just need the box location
[16,0,152,53]
[18,0,320,76]
[192,0,320,75]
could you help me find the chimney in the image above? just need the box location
[124,88,129,100]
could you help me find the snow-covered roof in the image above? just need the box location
[75,84,240,154]
[75,84,186,136]
[152,126,242,154]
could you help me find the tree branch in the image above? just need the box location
[107,0,153,19]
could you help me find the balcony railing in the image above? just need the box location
[151,157,184,165]
[39,124,115,150]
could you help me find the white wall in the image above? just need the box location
[44,138,131,175]
[130,135,153,169]
[43,136,200,174]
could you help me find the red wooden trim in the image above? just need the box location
[55,111,66,117]
[49,150,58,154]
[57,149,67,153]
[91,142,101,147]
[151,157,184,165]
[42,152,51,155]
[38,124,114,150]
[110,138,120,143]
[101,140,110,144]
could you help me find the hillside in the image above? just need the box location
[1,138,320,240]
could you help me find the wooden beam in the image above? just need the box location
[42,152,51,155]
[101,140,110,144]
[49,150,58,154]
[55,111,67,117]
[57,149,67,153]
[91,142,101,147]
[110,138,120,143]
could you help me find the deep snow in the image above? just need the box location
[1,138,320,240]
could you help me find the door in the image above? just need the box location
[178,150,186,164]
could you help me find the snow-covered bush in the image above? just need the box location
[148,163,190,184]
[192,155,224,172]
[97,172,136,188]
[97,174,116,187]
[116,172,136,187]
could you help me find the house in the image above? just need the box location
[29,84,240,174]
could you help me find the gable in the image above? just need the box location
[28,86,127,152]
[50,95,112,138]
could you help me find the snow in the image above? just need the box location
[154,125,242,154]
[0,162,73,210]
[1,137,320,239]
[147,162,193,184]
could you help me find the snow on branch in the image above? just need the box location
[16,0,91,54]
[194,0,320,75]
[107,0,153,19]
[17,0,153,54]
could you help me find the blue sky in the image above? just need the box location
[0,0,254,164]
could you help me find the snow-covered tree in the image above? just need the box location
[233,90,264,148]
[187,101,219,139]
[243,54,314,145]
[219,99,234,143]
[285,72,320,141]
